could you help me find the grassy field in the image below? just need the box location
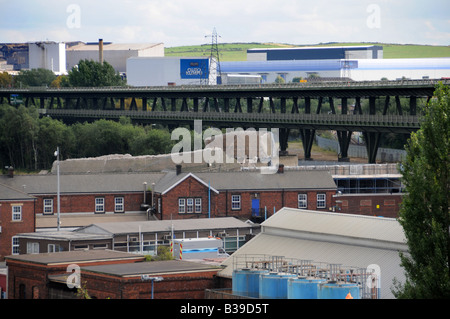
[165,42,450,61]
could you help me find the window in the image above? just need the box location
[43,199,53,214]
[27,242,39,254]
[12,237,19,255]
[115,197,124,213]
[186,198,194,213]
[317,193,326,208]
[179,198,185,213]
[195,198,202,213]
[298,194,307,209]
[95,198,105,213]
[12,205,22,221]
[231,195,241,210]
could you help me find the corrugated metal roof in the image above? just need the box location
[261,207,405,244]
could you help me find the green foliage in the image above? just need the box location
[0,72,14,87]
[393,83,450,298]
[0,103,176,171]
[15,68,57,87]
[145,246,174,261]
[67,59,125,87]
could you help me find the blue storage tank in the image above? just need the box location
[318,282,360,299]
[259,272,296,299]
[232,268,268,298]
[288,277,326,299]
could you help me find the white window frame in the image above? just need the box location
[298,194,307,209]
[178,198,186,213]
[195,198,202,213]
[231,195,241,210]
[317,193,326,208]
[12,236,19,255]
[27,242,40,254]
[12,205,22,221]
[95,197,105,213]
[114,197,124,213]
[186,198,194,213]
[43,198,53,214]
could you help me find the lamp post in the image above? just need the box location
[54,147,60,231]
[141,275,163,299]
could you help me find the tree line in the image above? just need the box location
[0,103,175,171]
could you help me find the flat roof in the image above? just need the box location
[80,259,221,278]
[15,230,112,241]
[5,249,144,265]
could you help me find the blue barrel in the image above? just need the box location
[232,268,268,298]
[318,282,360,299]
[259,272,296,299]
[288,277,325,299]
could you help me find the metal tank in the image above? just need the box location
[318,282,360,299]
[287,277,326,299]
[232,268,268,298]
[259,272,296,299]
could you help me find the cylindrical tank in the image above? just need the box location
[259,272,296,299]
[318,282,360,299]
[232,268,268,298]
[288,277,326,299]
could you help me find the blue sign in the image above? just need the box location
[180,59,209,79]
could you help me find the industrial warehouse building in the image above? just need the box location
[214,207,407,299]
[66,41,164,73]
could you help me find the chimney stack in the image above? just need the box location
[277,164,284,174]
[99,39,104,65]
[176,165,182,175]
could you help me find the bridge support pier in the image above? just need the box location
[363,132,381,164]
[337,130,352,162]
[279,128,290,156]
[299,129,315,161]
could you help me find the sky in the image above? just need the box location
[1,0,449,47]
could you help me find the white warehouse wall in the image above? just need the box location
[126,57,217,86]
[29,42,66,75]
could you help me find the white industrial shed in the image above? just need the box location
[218,207,408,299]
[126,56,217,86]
[28,42,66,75]
[219,57,450,83]
[66,42,164,73]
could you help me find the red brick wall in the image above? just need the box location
[0,200,36,261]
[34,193,145,215]
[335,194,403,218]
[158,175,336,220]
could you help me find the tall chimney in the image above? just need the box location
[99,39,104,65]
[7,166,14,178]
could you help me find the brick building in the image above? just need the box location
[154,165,338,221]
[333,193,403,218]
[5,250,221,299]
[0,182,36,260]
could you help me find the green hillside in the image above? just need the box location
[165,42,450,61]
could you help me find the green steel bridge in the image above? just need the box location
[1,79,447,163]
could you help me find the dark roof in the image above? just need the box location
[80,259,220,277]
[155,169,337,194]
[0,172,165,195]
[0,182,35,201]
[5,249,143,265]
[75,217,253,235]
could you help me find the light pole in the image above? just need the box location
[54,147,60,231]
[141,275,163,299]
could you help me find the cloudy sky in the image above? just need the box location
[1,0,449,47]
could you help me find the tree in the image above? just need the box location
[393,83,450,298]
[67,59,125,87]
[14,68,57,87]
